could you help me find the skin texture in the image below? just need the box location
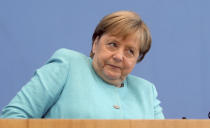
[92,33,140,87]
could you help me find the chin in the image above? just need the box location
[104,72,121,80]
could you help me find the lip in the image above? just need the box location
[107,64,121,69]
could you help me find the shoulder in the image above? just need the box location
[126,74,155,90]
[50,48,87,61]
[47,48,89,65]
[127,74,154,86]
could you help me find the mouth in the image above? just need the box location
[107,64,121,69]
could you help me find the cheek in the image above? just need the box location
[95,54,106,69]
[123,61,136,73]
[97,52,110,64]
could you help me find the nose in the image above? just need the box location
[113,50,124,62]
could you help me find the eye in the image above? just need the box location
[128,49,134,55]
[108,42,117,47]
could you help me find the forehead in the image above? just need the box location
[106,26,141,41]
[105,32,140,44]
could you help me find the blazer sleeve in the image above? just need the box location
[152,85,165,119]
[0,49,70,118]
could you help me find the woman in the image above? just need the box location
[0,11,164,119]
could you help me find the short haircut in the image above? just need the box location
[90,11,152,62]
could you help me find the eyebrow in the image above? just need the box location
[106,37,121,44]
[107,36,139,52]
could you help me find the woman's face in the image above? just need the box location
[92,33,140,87]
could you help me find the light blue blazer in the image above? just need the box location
[0,49,164,119]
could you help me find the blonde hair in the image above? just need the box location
[90,11,152,62]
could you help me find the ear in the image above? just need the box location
[92,36,99,54]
